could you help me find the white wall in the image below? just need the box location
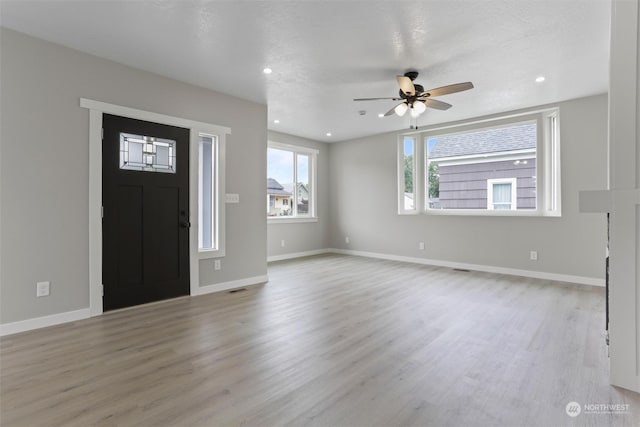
[329,94,608,281]
[0,29,267,324]
[266,131,330,260]
[606,0,640,393]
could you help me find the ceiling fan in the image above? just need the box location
[354,71,474,118]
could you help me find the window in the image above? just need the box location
[120,133,176,173]
[398,137,417,213]
[427,121,537,212]
[397,108,561,216]
[199,134,218,250]
[487,178,517,210]
[267,142,317,220]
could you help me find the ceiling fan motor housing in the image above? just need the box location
[404,71,419,81]
[399,84,424,100]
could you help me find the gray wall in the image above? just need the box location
[0,29,267,323]
[266,131,330,258]
[0,28,610,327]
[329,94,608,279]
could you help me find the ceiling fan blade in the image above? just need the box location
[353,97,402,101]
[419,98,453,110]
[396,75,415,96]
[420,82,474,97]
[384,102,405,116]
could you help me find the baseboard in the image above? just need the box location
[328,248,605,287]
[0,252,602,337]
[195,274,269,296]
[267,248,330,263]
[0,308,91,337]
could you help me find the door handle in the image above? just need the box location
[180,221,191,229]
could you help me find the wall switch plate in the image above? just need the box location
[225,193,240,203]
[345,236,350,244]
[214,259,221,271]
[419,242,425,250]
[281,240,286,247]
[36,281,50,297]
[530,251,538,261]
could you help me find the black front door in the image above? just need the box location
[102,114,190,311]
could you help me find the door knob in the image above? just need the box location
[180,221,191,229]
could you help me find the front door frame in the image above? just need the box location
[81,99,229,316]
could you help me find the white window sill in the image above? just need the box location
[422,209,561,217]
[398,210,420,215]
[268,217,319,224]
[197,248,226,259]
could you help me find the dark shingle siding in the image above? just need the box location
[429,122,536,159]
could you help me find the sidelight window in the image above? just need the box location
[199,134,218,250]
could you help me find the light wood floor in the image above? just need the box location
[2,254,639,426]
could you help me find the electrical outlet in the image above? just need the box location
[345,236,350,244]
[419,242,425,250]
[281,239,286,247]
[214,259,221,271]
[530,251,538,261]
[36,281,50,297]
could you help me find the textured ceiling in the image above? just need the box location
[0,0,611,142]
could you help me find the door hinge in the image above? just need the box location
[101,284,104,296]
[101,128,104,140]
[101,206,104,218]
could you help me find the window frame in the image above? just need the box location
[267,141,318,223]
[487,177,518,210]
[191,128,227,261]
[398,136,419,214]
[397,107,561,217]
[197,133,221,253]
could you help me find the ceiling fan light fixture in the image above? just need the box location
[413,101,427,115]
[394,102,408,117]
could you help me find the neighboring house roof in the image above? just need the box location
[429,122,536,159]
[282,182,309,197]
[267,177,291,196]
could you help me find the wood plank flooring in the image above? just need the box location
[2,254,639,426]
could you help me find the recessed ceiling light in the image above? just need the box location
[326,132,332,137]
[535,76,546,83]
[263,68,273,74]
[273,119,280,124]
[378,113,385,118]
